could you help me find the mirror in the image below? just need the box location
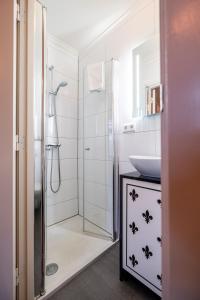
[132,35,160,117]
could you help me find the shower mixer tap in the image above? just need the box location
[45,144,61,151]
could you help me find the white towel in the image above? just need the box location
[87,62,105,92]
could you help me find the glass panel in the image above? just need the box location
[83,60,119,240]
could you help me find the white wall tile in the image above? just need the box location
[47,179,78,206]
[155,115,161,131]
[119,161,136,175]
[155,131,161,156]
[84,201,106,231]
[47,116,77,139]
[48,45,78,81]
[119,131,156,163]
[84,160,106,186]
[47,199,78,226]
[58,117,78,139]
[84,115,96,138]
[46,158,77,183]
[133,117,157,133]
[84,92,106,117]
[85,183,113,212]
[84,182,106,210]
[47,37,79,226]
[84,113,106,138]
[84,137,106,161]
[96,113,106,137]
[56,96,77,119]
[84,201,112,234]
[46,137,77,159]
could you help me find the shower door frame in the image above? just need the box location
[15,0,29,299]
[26,0,47,299]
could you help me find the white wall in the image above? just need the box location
[79,0,160,180]
[46,36,79,225]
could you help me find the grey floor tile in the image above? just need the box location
[48,243,159,300]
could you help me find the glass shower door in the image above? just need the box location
[33,0,46,297]
[82,60,119,240]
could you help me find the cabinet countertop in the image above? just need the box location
[120,172,161,184]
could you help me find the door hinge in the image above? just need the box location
[15,267,19,286]
[16,3,20,22]
[15,135,25,152]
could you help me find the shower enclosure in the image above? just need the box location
[33,1,119,298]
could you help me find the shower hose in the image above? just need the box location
[49,144,61,193]
[48,92,61,193]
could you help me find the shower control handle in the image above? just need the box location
[84,147,90,151]
[45,144,61,151]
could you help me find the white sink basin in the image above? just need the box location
[129,156,161,178]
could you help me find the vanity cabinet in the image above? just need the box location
[120,173,162,297]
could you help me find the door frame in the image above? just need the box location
[16,0,28,298]
[17,0,182,299]
[26,0,35,298]
[26,0,47,299]
[0,0,18,299]
[160,0,200,299]
[17,1,47,299]
[17,0,36,299]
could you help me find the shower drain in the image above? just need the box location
[46,263,58,276]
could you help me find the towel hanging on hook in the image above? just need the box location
[87,62,105,93]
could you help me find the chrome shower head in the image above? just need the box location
[54,81,68,95]
[50,81,68,95]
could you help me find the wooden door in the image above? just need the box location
[160,1,200,299]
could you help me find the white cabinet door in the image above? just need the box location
[124,181,162,292]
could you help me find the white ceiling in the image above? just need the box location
[42,0,136,51]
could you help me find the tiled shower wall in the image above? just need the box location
[46,36,79,226]
[78,0,160,184]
